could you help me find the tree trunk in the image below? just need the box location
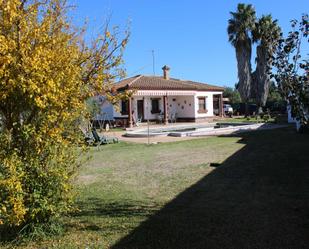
[254,45,271,109]
[245,102,249,117]
[236,39,252,104]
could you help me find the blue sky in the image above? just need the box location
[68,0,308,87]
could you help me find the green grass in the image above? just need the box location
[218,116,275,123]
[3,128,309,248]
[95,127,125,133]
[106,127,125,132]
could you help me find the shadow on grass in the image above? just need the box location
[67,199,160,233]
[73,198,159,219]
[111,128,309,249]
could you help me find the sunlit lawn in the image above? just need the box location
[4,127,309,248]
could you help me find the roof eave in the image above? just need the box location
[128,87,224,92]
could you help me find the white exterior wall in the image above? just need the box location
[167,96,195,118]
[102,90,223,121]
[194,91,222,118]
[113,95,195,120]
[142,95,196,119]
[113,96,164,121]
[143,96,163,120]
[112,97,160,121]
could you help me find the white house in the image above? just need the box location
[100,65,225,127]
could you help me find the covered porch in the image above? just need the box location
[124,90,224,128]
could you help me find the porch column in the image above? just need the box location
[219,94,224,117]
[163,95,168,125]
[128,97,133,128]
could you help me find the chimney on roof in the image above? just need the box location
[162,65,170,80]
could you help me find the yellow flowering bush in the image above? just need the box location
[0,152,26,226]
[0,0,129,230]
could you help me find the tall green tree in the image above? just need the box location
[272,14,308,131]
[228,3,256,116]
[223,86,241,104]
[267,81,283,103]
[252,15,281,113]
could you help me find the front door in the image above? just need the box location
[137,99,144,121]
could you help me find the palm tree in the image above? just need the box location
[228,3,256,116]
[252,15,282,114]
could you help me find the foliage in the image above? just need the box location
[264,82,285,113]
[0,0,129,232]
[85,98,101,120]
[272,14,309,128]
[227,4,256,47]
[262,114,271,122]
[223,86,241,104]
[267,81,283,102]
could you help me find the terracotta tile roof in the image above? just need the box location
[114,75,224,92]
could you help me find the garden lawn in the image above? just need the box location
[4,127,309,249]
[218,116,275,123]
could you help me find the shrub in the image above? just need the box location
[0,0,129,234]
[0,127,79,228]
[263,114,271,122]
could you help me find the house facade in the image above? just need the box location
[101,66,225,127]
